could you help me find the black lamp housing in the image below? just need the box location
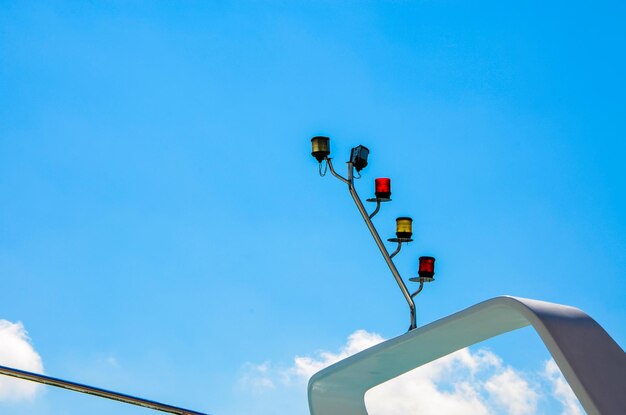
[350,145,369,172]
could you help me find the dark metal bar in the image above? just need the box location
[0,365,208,415]
[389,241,402,259]
[411,281,425,299]
[368,199,381,219]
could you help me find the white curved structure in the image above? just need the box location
[308,296,626,415]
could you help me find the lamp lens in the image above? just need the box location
[418,256,436,278]
[396,217,413,238]
[375,178,391,198]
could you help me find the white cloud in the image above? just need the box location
[543,359,584,415]
[239,362,276,393]
[292,330,385,381]
[484,367,538,415]
[240,329,584,415]
[366,347,538,415]
[104,356,119,368]
[366,349,492,415]
[0,320,45,402]
[240,330,385,393]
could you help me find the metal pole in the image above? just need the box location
[326,158,350,185]
[0,365,208,415]
[327,159,417,330]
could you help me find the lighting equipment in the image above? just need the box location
[311,136,330,162]
[409,256,435,299]
[395,217,413,239]
[414,256,435,282]
[375,178,391,199]
[311,135,438,331]
[350,145,369,172]
[366,178,392,207]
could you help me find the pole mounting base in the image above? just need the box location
[409,276,434,283]
[387,237,413,243]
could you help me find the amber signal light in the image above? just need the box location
[311,136,330,162]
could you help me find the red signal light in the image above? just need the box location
[375,178,391,199]
[418,256,435,280]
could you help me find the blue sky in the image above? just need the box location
[0,1,624,414]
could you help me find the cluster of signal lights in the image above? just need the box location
[311,135,436,293]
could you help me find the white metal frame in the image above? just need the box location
[308,296,626,415]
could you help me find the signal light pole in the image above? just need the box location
[310,136,435,331]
